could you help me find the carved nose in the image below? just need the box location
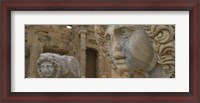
[113,43,126,60]
[114,43,122,51]
[115,44,121,51]
[41,68,48,73]
[113,51,126,60]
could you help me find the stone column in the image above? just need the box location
[78,26,87,77]
[96,53,101,77]
[27,31,44,78]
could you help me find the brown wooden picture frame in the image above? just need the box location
[0,0,199,102]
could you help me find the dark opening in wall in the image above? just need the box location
[86,48,98,78]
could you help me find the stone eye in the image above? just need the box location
[121,28,132,38]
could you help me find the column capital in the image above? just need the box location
[78,29,88,35]
[78,25,89,35]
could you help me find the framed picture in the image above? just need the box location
[1,0,199,102]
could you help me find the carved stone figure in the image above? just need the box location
[95,25,175,78]
[37,53,81,78]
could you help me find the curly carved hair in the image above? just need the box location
[37,53,82,78]
[143,25,175,78]
[37,53,63,77]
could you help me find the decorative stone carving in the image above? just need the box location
[88,39,98,45]
[37,53,82,78]
[26,25,113,78]
[95,25,175,78]
[25,25,77,78]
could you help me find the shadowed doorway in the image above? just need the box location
[86,48,98,78]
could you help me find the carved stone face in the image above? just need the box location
[105,25,154,73]
[38,62,54,77]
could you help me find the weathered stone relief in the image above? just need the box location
[26,25,175,78]
[88,39,98,45]
[25,25,79,77]
[95,25,175,78]
[37,53,82,78]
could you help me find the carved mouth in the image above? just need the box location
[114,59,128,70]
[42,72,52,78]
[114,59,126,65]
[42,71,51,75]
[117,64,126,69]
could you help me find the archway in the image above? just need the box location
[86,48,98,78]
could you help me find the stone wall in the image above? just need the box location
[25,25,76,77]
[72,25,112,78]
[25,25,112,78]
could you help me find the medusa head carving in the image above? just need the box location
[37,53,82,78]
[95,25,175,78]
